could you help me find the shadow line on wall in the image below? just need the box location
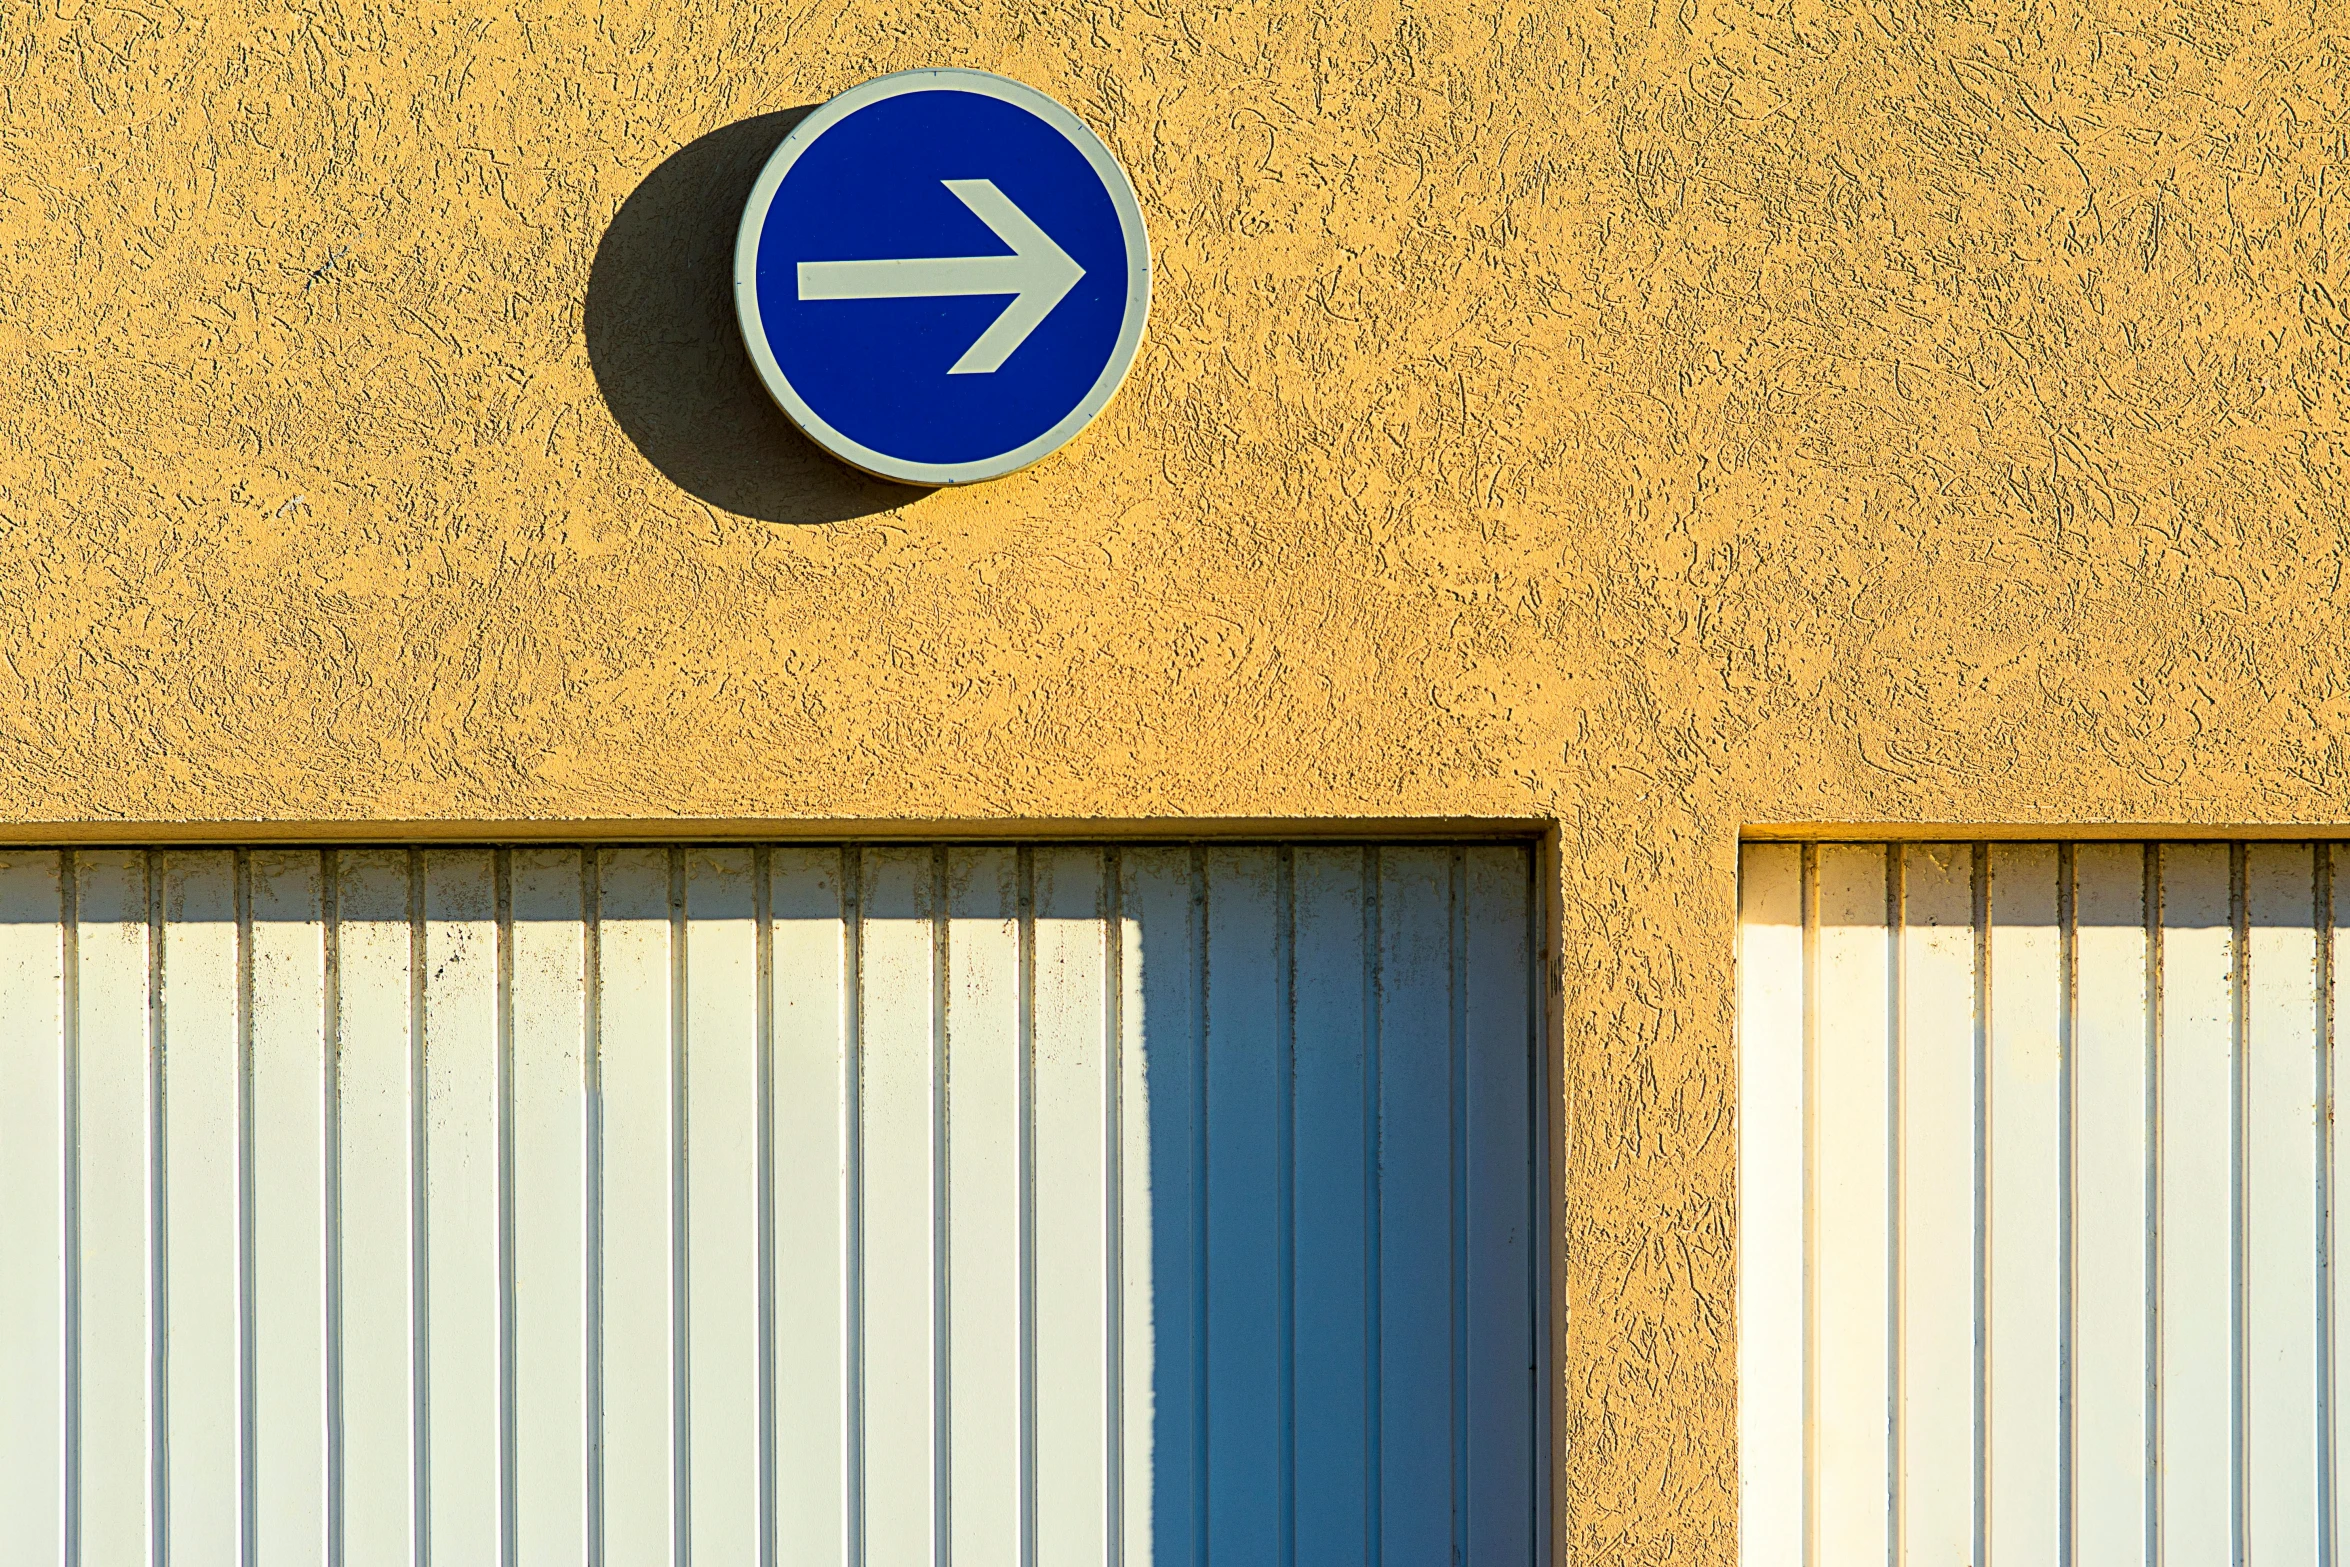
[584,109,933,525]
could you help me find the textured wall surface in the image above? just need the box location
[6,0,2348,1556]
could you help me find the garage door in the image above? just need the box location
[0,842,1543,1567]
[1740,842,2346,1565]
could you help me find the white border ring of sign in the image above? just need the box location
[733,68,1153,487]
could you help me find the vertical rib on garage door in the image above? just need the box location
[0,842,1542,1567]
[1739,842,2341,1566]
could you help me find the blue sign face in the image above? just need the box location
[734,71,1152,485]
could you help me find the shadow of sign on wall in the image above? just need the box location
[585,110,935,525]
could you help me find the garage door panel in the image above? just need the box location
[1204,845,1284,1566]
[2070,842,2151,1567]
[1376,845,1458,1566]
[595,844,679,1567]
[1292,847,1371,1567]
[1985,844,2061,1567]
[1034,846,1113,1567]
[158,850,240,1567]
[1463,846,1536,1567]
[859,845,941,1567]
[249,849,330,1565]
[0,852,65,1567]
[1734,843,1802,1567]
[2334,847,2350,1567]
[1120,845,1200,1567]
[768,846,851,1567]
[77,848,157,1567]
[945,845,1022,1567]
[1741,838,2350,1565]
[2158,843,2234,1564]
[1898,844,1976,1567]
[2245,844,2321,1564]
[332,848,417,1567]
[509,848,589,1567]
[682,847,763,1565]
[6,839,1541,1567]
[1812,844,1891,1567]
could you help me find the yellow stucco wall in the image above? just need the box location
[8,1,2348,1555]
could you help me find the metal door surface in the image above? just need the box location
[0,843,1543,1567]
[1740,842,2347,1566]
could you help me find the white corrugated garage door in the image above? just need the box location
[1740,842,2347,1565]
[0,842,1543,1567]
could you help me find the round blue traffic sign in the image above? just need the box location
[734,70,1151,485]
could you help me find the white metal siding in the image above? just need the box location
[0,842,1543,1567]
[1739,842,2344,1565]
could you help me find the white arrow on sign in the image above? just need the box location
[796,179,1086,375]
